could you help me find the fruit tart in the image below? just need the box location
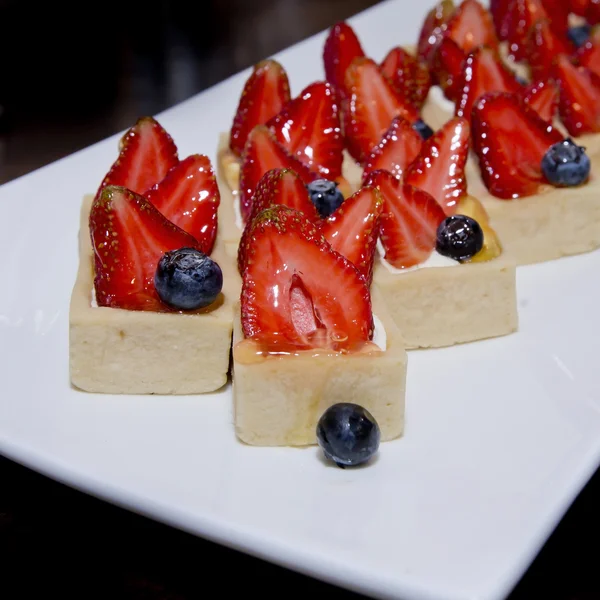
[69,117,237,395]
[233,197,407,447]
[216,59,360,255]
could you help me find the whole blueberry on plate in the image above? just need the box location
[307,179,344,217]
[436,215,484,262]
[568,24,591,48]
[541,138,591,187]
[316,402,381,468]
[155,247,223,311]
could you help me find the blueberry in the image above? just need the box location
[568,24,591,48]
[307,179,345,217]
[436,215,484,262]
[155,247,223,311]
[541,138,591,187]
[516,75,529,86]
[316,403,381,468]
[413,118,434,140]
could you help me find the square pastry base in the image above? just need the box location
[373,258,518,349]
[424,88,600,266]
[69,195,240,395]
[232,289,407,447]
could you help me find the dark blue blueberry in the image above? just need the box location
[516,75,529,86]
[307,179,345,217]
[436,215,484,262]
[155,247,223,311]
[568,24,591,48]
[413,118,434,140]
[316,403,381,468]
[541,138,591,187]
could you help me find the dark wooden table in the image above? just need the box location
[0,1,599,598]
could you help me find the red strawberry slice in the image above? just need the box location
[320,186,382,285]
[554,54,600,135]
[576,27,600,77]
[432,36,467,101]
[379,47,432,109]
[229,60,291,157]
[323,21,365,97]
[362,116,423,182]
[266,81,343,180]
[90,185,202,312]
[239,125,317,222]
[455,46,521,120]
[527,19,573,81]
[364,170,446,270]
[144,154,219,255]
[503,0,550,61]
[490,0,512,39]
[404,117,470,215]
[571,0,590,15]
[587,0,600,24]
[445,0,498,53]
[238,168,320,274]
[241,205,373,353]
[471,92,563,199]
[95,117,178,200]
[417,0,456,66]
[343,57,419,164]
[517,78,559,122]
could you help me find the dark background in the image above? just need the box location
[1,0,599,598]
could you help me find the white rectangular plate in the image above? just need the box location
[1,1,600,599]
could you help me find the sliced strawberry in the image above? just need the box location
[490,0,512,39]
[471,92,563,199]
[587,0,600,24]
[517,78,559,122]
[576,27,600,76]
[554,54,600,135]
[432,36,467,101]
[229,60,291,157]
[417,0,456,66]
[320,187,382,284]
[540,0,570,32]
[571,0,590,15]
[95,117,178,199]
[379,47,432,109]
[455,46,521,120]
[238,168,320,274]
[90,185,201,312]
[527,19,573,81]
[266,81,343,180]
[239,126,317,222]
[323,21,365,97]
[404,117,470,215]
[144,155,219,255]
[364,171,446,270]
[241,205,373,353]
[445,0,498,53]
[343,57,419,164]
[503,0,549,61]
[362,116,423,182]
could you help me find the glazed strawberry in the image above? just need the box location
[362,116,423,182]
[404,117,470,215]
[417,0,455,65]
[241,205,373,353]
[527,19,573,81]
[570,0,590,15]
[576,27,600,76]
[239,125,317,222]
[379,47,432,109]
[432,37,467,101]
[145,155,219,255]
[455,46,521,120]
[554,54,600,135]
[587,0,600,24]
[95,117,178,199]
[320,187,382,284]
[490,0,512,38]
[238,168,319,274]
[90,185,201,311]
[266,81,343,179]
[503,0,549,61]
[471,92,563,198]
[444,0,498,53]
[517,79,559,122]
[229,60,291,157]
[343,57,419,164]
[323,21,365,97]
[364,171,446,269]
